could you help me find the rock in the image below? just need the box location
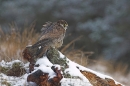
[80,70,122,86]
[22,39,52,72]
[27,66,63,86]
[46,47,68,67]
[22,38,123,86]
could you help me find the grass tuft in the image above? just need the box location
[0,24,39,61]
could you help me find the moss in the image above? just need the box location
[11,62,22,70]
[64,73,71,78]
[1,80,11,86]
[0,66,10,74]
[46,47,77,79]
[0,62,26,77]
[7,62,26,77]
[46,47,67,66]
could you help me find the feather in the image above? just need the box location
[41,21,52,31]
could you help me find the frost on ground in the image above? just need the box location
[61,78,91,86]
[0,51,123,86]
[0,73,28,86]
[0,73,91,86]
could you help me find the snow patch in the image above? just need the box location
[53,64,61,70]
[35,56,53,67]
[33,64,56,79]
[60,78,92,86]
[0,60,23,68]
[0,73,28,86]
[58,51,65,58]
[38,46,41,49]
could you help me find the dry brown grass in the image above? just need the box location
[61,36,94,66]
[0,25,93,63]
[0,24,39,61]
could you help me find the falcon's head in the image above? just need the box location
[57,20,68,30]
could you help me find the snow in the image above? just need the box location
[35,56,53,67]
[53,64,61,70]
[0,51,123,86]
[0,60,24,68]
[33,64,56,79]
[60,78,92,86]
[64,61,89,82]
[0,73,28,86]
[58,51,65,58]
[38,46,41,49]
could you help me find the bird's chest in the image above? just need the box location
[57,34,65,42]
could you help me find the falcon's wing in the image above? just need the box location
[41,21,53,32]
